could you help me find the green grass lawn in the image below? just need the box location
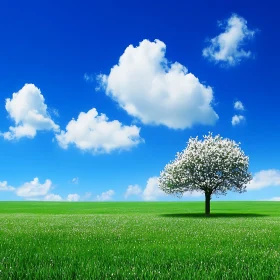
[0,201,280,279]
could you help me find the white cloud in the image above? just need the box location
[203,14,256,66]
[2,84,59,140]
[44,193,63,201]
[56,108,142,153]
[16,178,52,198]
[143,177,165,201]
[99,39,218,129]
[67,193,80,202]
[231,115,245,125]
[125,177,204,201]
[83,192,92,200]
[0,177,82,202]
[124,184,142,198]
[124,179,165,201]
[23,193,80,201]
[96,189,115,201]
[248,170,280,190]
[71,177,79,184]
[84,73,95,82]
[0,181,15,191]
[268,197,280,201]
[142,178,203,201]
[234,101,245,111]
[49,108,60,118]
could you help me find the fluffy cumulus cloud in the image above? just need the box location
[16,178,52,198]
[67,193,80,201]
[248,170,280,190]
[231,115,245,126]
[44,193,63,201]
[234,101,245,111]
[124,184,142,199]
[203,14,256,66]
[99,39,218,129]
[232,101,245,125]
[56,108,142,153]
[0,181,15,191]
[96,190,115,201]
[2,84,59,140]
[142,177,166,201]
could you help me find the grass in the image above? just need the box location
[0,201,280,279]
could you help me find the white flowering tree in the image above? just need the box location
[159,133,252,215]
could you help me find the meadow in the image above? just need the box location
[0,201,280,279]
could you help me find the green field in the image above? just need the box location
[0,201,280,279]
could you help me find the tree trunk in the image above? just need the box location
[205,191,211,216]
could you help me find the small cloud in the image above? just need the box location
[83,192,92,200]
[0,181,15,191]
[0,177,84,202]
[142,177,165,201]
[124,185,142,199]
[203,14,256,66]
[95,74,107,91]
[44,193,63,201]
[268,197,280,201]
[56,108,142,154]
[1,84,59,140]
[84,73,95,82]
[16,178,52,198]
[125,177,204,201]
[49,108,60,118]
[67,193,80,201]
[71,177,79,184]
[231,115,245,126]
[96,190,115,201]
[234,101,245,111]
[248,169,280,190]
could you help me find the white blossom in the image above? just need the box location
[159,133,251,213]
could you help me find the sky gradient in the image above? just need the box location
[0,0,279,202]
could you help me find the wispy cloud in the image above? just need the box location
[96,190,115,201]
[84,73,95,82]
[268,197,280,201]
[67,193,80,201]
[0,181,15,191]
[203,14,256,66]
[71,177,79,184]
[44,194,63,201]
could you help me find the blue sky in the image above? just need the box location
[0,0,280,201]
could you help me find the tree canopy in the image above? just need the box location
[159,133,252,215]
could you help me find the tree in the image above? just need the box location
[159,133,252,215]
